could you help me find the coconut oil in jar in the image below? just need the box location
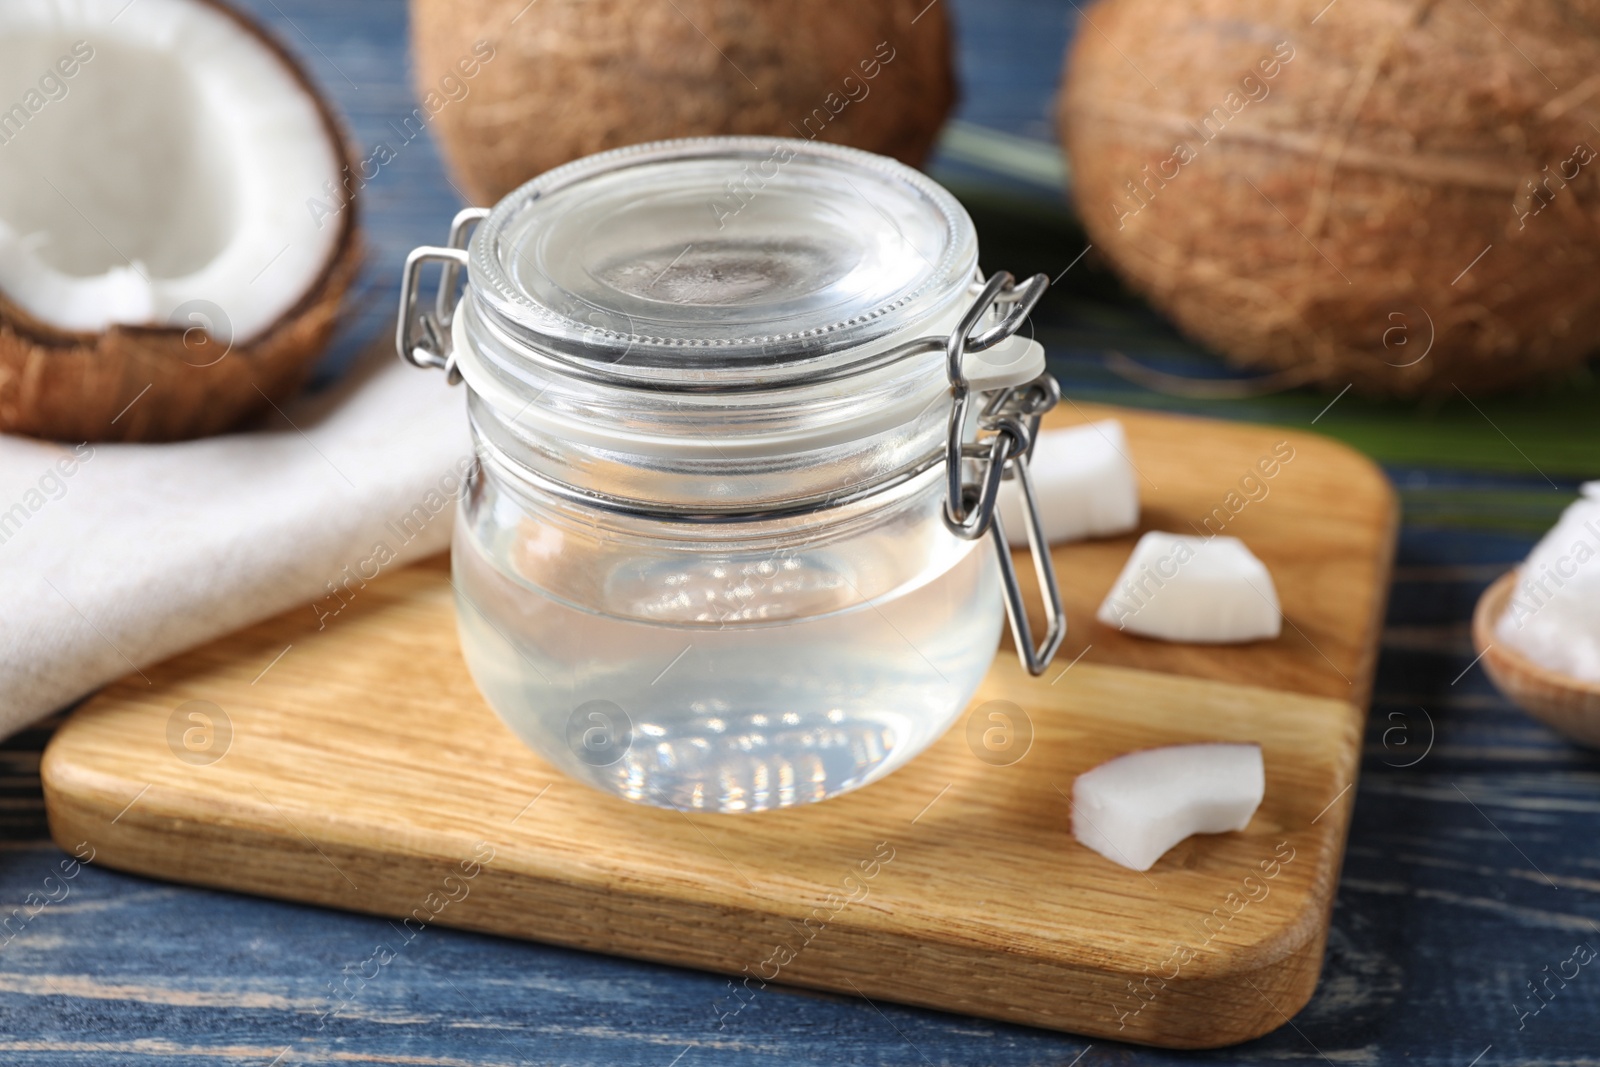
[398,137,1064,812]
[454,463,1001,811]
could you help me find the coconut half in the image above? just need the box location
[0,0,357,442]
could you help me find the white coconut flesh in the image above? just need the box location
[0,0,343,342]
[1496,480,1600,683]
[1071,742,1265,872]
[1097,531,1282,643]
[998,418,1140,547]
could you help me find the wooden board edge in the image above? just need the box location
[1333,439,1400,714]
[1039,402,1401,710]
[40,692,1357,1050]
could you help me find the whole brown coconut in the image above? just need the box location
[1060,0,1600,395]
[411,0,956,205]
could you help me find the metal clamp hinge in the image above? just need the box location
[942,271,1066,676]
[395,206,489,384]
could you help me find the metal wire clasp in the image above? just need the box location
[395,206,489,384]
[943,271,1067,676]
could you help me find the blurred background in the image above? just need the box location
[323,0,1599,493]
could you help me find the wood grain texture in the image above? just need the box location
[1035,403,1396,708]
[41,404,1394,1050]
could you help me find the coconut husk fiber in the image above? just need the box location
[1061,0,1600,396]
[411,0,956,205]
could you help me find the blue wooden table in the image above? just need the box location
[3,1,1597,1062]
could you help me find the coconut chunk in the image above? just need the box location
[1071,743,1265,871]
[998,419,1140,547]
[1096,531,1281,643]
[1496,481,1600,683]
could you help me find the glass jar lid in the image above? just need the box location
[398,140,1063,675]
[468,137,978,377]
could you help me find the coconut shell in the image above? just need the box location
[1060,0,1600,396]
[411,0,956,205]
[0,0,361,443]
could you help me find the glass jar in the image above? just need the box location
[397,137,1064,812]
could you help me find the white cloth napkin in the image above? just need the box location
[0,349,471,737]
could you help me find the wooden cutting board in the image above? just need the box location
[41,403,1396,1049]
